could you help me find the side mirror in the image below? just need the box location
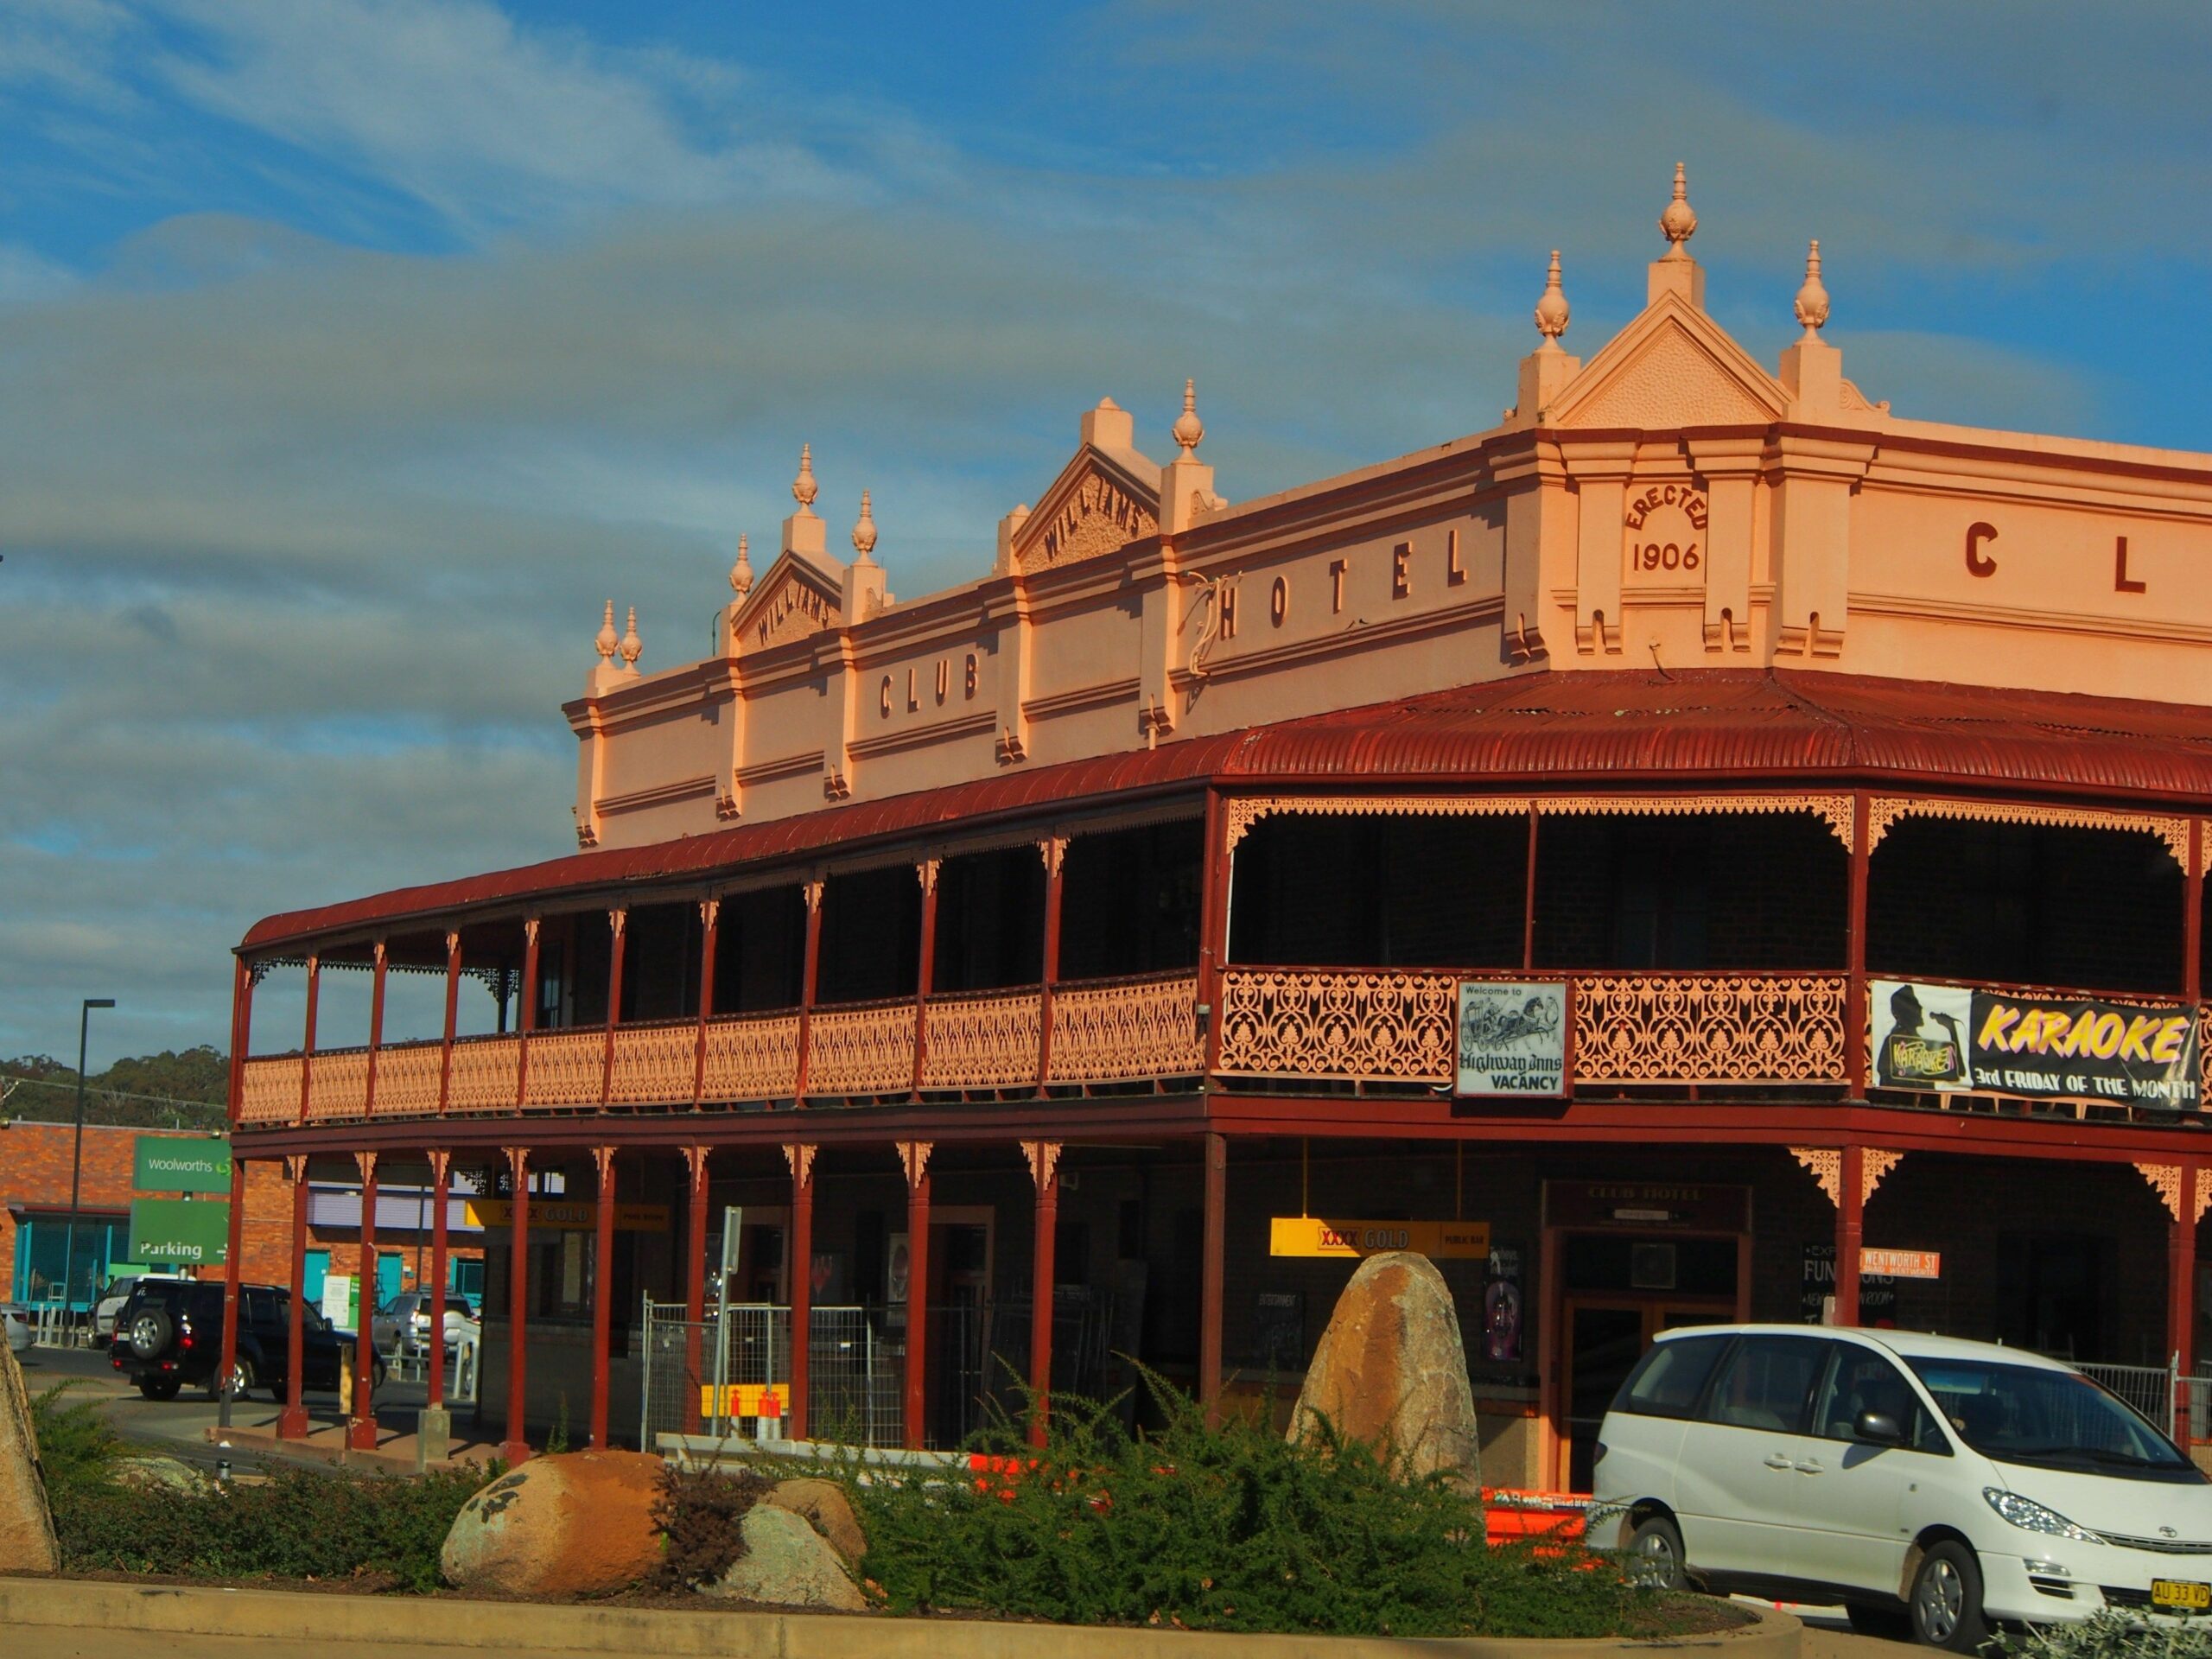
[1855,1409,1905,1445]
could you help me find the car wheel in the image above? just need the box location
[210,1356,255,1402]
[126,1308,174,1360]
[1624,1513,1688,1592]
[137,1376,181,1402]
[1910,1541,1989,1652]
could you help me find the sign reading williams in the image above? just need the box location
[1872,979,2200,1109]
[1456,982,1567,1097]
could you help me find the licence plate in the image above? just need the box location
[2152,1580,2211,1611]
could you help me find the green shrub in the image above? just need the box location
[29,1383,127,1503]
[847,1371,1658,1637]
[48,1459,488,1593]
[1999,1612,2212,1659]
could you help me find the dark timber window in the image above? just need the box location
[710,886,807,1014]
[933,847,1046,992]
[817,865,922,1003]
[1228,812,1525,967]
[1869,819,2183,995]
[1058,819,1203,980]
[619,902,699,1022]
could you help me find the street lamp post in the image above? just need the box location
[60,997,117,1344]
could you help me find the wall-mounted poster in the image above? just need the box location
[1872,979,2200,1109]
[1456,982,1567,1096]
[1484,1244,1523,1363]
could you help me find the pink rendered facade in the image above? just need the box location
[569,181,2209,853]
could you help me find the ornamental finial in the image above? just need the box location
[619,606,641,667]
[1534,249,1570,344]
[729,532,753,596]
[1172,378,1204,454]
[1659,162,1697,257]
[792,442,818,510]
[594,599,617,660]
[851,488,878,559]
[1793,238,1830,339]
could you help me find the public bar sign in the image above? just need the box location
[467,1199,673,1232]
[133,1135,231,1195]
[1455,982,1568,1096]
[1871,980,2200,1110]
[127,1198,229,1266]
[1269,1217,1492,1260]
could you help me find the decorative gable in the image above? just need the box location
[1013,449,1160,575]
[733,553,842,652]
[1548,296,1787,430]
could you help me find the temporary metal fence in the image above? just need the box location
[2078,1354,2182,1440]
[639,1300,903,1453]
[639,1296,1119,1453]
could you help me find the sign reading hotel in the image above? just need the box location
[1455,982,1567,1096]
[134,1135,232,1195]
[1871,980,2200,1109]
[1270,1217,1492,1261]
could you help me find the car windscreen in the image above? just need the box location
[1906,1357,2202,1482]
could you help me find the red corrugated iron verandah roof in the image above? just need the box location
[240,668,2212,955]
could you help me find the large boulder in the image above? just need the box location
[762,1476,867,1564]
[440,1450,664,1596]
[1287,1250,1481,1491]
[0,1341,59,1573]
[703,1502,866,1610]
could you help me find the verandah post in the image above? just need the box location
[794,880,824,1102]
[279,1157,308,1439]
[436,931,462,1113]
[899,1141,932,1449]
[590,1145,618,1447]
[786,1143,816,1440]
[1200,1130,1226,1425]
[1036,838,1065,1088]
[1025,1141,1061,1447]
[347,1150,379,1452]
[600,908,628,1105]
[682,1146,710,1434]
[694,898,719,1105]
[299,955,321,1127]
[1834,1143,1865,1327]
[912,861,939,1095]
[426,1150,451,1409]
[1846,789,1872,1099]
[2171,1163,2199,1443]
[502,1145,532,1464]
[217,1151,246,1429]
[364,942,386,1116]
[515,918,541,1110]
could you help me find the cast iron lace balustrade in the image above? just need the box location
[1046,972,1203,1084]
[700,1012,802,1103]
[608,1020,699,1106]
[1575,974,1847,1084]
[446,1033,521,1113]
[1216,969,1458,1084]
[921,989,1044,1090]
[238,1054,302,1124]
[370,1040,443,1116]
[807,1000,918,1096]
[307,1046,369,1120]
[524,1027,607,1109]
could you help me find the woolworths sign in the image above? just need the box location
[133,1135,231,1195]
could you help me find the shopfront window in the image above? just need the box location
[11,1215,130,1311]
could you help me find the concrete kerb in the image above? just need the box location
[0,1576,1802,1659]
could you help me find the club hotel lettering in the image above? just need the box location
[224,173,2212,1491]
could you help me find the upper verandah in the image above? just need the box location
[569,167,2212,853]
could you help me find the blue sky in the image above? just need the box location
[3,0,2209,1068]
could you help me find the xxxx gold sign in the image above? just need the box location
[466,1199,672,1233]
[1269,1217,1491,1261]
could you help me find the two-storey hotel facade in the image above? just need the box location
[219,174,2212,1489]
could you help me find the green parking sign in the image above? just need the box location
[134,1135,232,1195]
[127,1198,230,1266]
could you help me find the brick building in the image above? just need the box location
[219,175,2211,1485]
[0,1119,480,1319]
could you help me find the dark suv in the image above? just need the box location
[110,1279,383,1402]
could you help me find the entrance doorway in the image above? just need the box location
[1561,1298,1732,1491]
[1548,1221,1745,1491]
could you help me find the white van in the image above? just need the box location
[1594,1325,2212,1649]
